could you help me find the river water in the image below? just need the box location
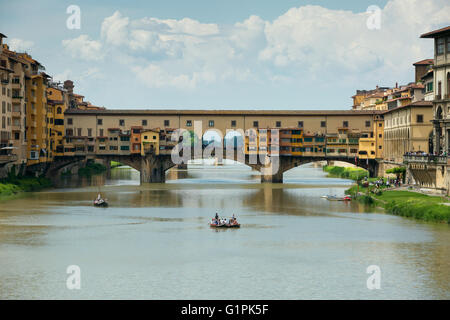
[0,162,449,299]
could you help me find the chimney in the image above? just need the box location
[63,80,74,95]
[0,33,7,46]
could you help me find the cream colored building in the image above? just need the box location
[383,101,433,164]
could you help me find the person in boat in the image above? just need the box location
[215,212,219,221]
[97,193,102,200]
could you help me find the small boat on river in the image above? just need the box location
[210,214,240,228]
[322,195,351,201]
[94,193,108,207]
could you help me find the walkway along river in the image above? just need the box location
[0,162,449,299]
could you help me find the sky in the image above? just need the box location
[0,0,449,110]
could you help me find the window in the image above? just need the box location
[120,146,129,151]
[97,119,103,125]
[88,128,92,137]
[209,120,214,127]
[321,121,326,128]
[119,119,125,126]
[164,120,170,126]
[343,121,348,128]
[54,119,63,125]
[231,120,236,127]
[447,37,450,53]
[142,120,147,126]
[67,118,73,125]
[186,120,192,127]
[378,134,382,138]
[365,121,371,127]
[417,114,423,123]
[99,129,104,136]
[14,132,20,140]
[77,128,82,136]
[57,107,62,114]
[253,121,258,128]
[437,38,445,55]
[276,121,281,128]
[378,123,382,127]
[298,121,303,128]
[120,136,130,141]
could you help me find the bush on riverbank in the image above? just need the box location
[385,200,450,223]
[110,161,123,168]
[346,185,450,224]
[0,176,53,197]
[323,165,368,181]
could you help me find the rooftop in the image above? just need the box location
[382,100,432,114]
[413,59,434,66]
[64,109,384,116]
[420,26,450,38]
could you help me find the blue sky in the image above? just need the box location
[0,0,448,110]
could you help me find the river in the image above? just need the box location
[0,162,449,299]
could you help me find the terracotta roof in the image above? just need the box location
[420,26,450,38]
[413,59,433,66]
[382,100,432,114]
[65,109,384,116]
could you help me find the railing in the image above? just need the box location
[0,154,18,163]
[404,154,448,164]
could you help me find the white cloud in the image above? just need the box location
[61,0,450,91]
[8,38,34,52]
[62,35,104,61]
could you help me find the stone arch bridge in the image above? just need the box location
[30,150,380,184]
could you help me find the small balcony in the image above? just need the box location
[12,111,21,118]
[404,154,448,165]
[11,124,21,131]
[12,96,23,104]
[0,154,18,164]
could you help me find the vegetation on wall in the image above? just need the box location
[78,161,107,177]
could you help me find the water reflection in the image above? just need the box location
[0,163,449,299]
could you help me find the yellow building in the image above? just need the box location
[141,129,159,156]
[358,115,384,160]
[47,85,67,157]
[25,72,50,165]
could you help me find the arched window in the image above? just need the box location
[436,106,443,120]
[57,107,62,114]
